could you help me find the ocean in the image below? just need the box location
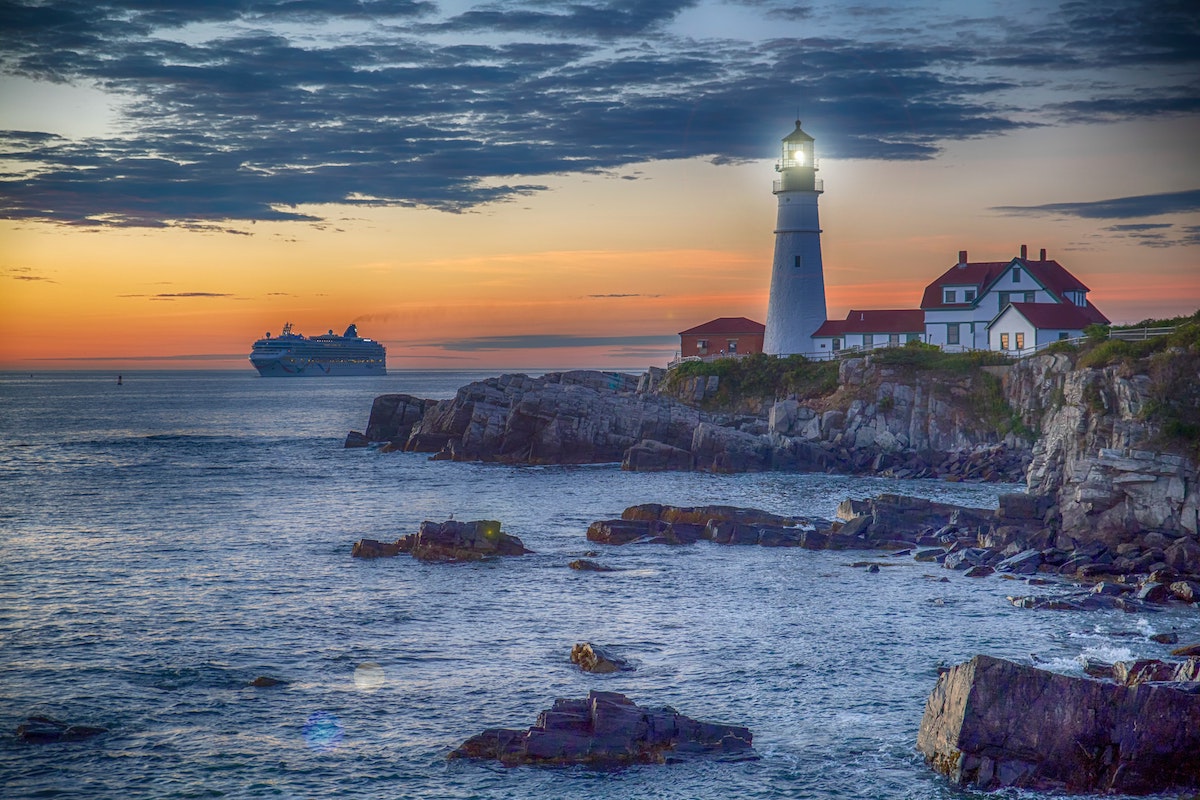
[0,370,1191,799]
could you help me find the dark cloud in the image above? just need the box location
[153,292,234,298]
[993,189,1200,219]
[0,0,1196,228]
[3,266,55,281]
[437,333,678,351]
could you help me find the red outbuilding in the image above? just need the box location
[677,317,766,358]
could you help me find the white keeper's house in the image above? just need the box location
[921,245,1109,353]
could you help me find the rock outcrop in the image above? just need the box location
[352,520,530,562]
[16,716,107,744]
[448,691,754,766]
[918,654,1200,794]
[570,642,632,673]
[350,393,440,449]
[1013,353,1199,543]
[587,504,842,549]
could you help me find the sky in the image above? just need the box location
[1,0,1198,371]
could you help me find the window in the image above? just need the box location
[947,323,960,345]
[727,340,738,354]
[794,256,803,269]
[906,333,920,343]
[1000,333,1010,350]
[943,289,956,303]
[832,338,841,351]
[1058,332,1069,341]
[1025,291,1035,303]
[863,334,874,348]
[1012,268,1021,282]
[697,339,708,352]
[1016,332,1025,350]
[889,333,900,346]
[964,289,976,302]
[998,291,1010,307]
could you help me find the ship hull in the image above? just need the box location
[251,357,386,377]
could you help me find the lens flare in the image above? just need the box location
[303,711,343,752]
[353,662,385,691]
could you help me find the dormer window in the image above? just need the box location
[1012,267,1021,282]
[964,289,976,303]
[943,289,956,303]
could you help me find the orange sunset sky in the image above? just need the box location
[2,1,1198,371]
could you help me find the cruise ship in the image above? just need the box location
[248,323,387,377]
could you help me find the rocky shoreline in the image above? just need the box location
[339,349,1199,794]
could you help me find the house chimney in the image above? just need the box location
[1040,248,1047,261]
[1020,244,1027,259]
[957,250,967,267]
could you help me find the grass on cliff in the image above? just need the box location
[1063,310,1200,459]
[665,354,839,406]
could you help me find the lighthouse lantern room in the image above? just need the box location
[763,120,828,356]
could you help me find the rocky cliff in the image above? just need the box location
[1008,350,1199,541]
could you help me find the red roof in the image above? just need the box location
[813,309,925,336]
[998,302,1107,330]
[678,316,765,336]
[921,256,1098,313]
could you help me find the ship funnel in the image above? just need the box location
[343,324,358,338]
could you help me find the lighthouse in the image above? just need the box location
[763,120,828,356]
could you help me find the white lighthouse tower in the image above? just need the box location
[763,120,828,356]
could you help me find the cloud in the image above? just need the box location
[152,292,234,298]
[0,0,1196,228]
[992,189,1200,219]
[586,292,661,298]
[436,333,678,351]
[3,266,56,282]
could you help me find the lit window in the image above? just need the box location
[1000,333,1010,350]
[943,289,956,303]
[1016,332,1025,349]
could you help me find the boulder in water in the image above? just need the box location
[449,691,754,766]
[570,642,632,673]
[17,716,107,744]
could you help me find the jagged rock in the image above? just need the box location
[360,393,439,445]
[344,430,369,448]
[918,654,1200,794]
[1172,643,1200,657]
[568,559,615,572]
[1169,580,1200,602]
[995,549,1042,575]
[964,565,995,577]
[1113,658,1179,686]
[570,643,632,673]
[587,519,692,546]
[402,520,530,561]
[1165,537,1200,574]
[351,538,402,559]
[17,716,107,744]
[448,691,754,766]
[690,422,770,472]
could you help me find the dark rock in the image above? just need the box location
[249,676,286,687]
[351,538,402,559]
[1113,658,1178,686]
[1164,538,1200,575]
[344,430,369,448]
[1135,583,1172,604]
[1151,632,1180,644]
[996,549,1042,575]
[448,691,754,766]
[362,393,439,445]
[1169,580,1200,603]
[1080,657,1113,679]
[918,654,1200,794]
[866,564,880,573]
[964,565,995,578]
[400,520,531,562]
[1172,643,1200,657]
[569,559,615,572]
[622,439,693,472]
[16,716,107,744]
[570,643,632,673]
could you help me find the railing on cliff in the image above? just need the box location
[1022,325,1180,358]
